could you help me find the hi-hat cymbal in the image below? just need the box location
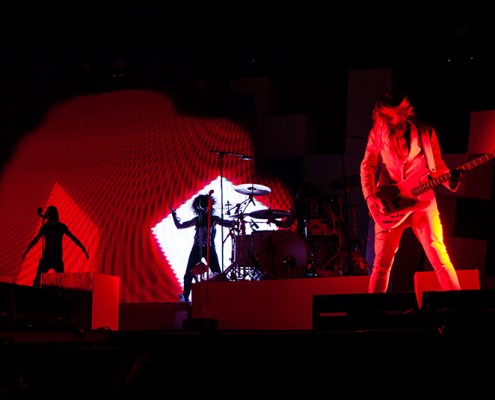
[234,183,271,196]
[248,209,290,219]
[329,175,360,190]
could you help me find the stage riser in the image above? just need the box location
[191,276,370,330]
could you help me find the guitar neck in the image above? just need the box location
[412,150,495,196]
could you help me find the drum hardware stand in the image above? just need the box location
[330,194,358,276]
[306,199,349,277]
[213,209,269,282]
[318,247,347,276]
[263,235,278,279]
[209,149,254,272]
[347,197,369,276]
[212,182,274,281]
[327,154,363,275]
[261,235,301,279]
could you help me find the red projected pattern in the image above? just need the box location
[0,90,292,302]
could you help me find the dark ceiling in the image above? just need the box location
[1,3,494,157]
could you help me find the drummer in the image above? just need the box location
[268,181,324,238]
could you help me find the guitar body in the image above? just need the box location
[371,179,431,230]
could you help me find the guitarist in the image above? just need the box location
[360,94,464,293]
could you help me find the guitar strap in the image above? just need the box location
[418,123,436,172]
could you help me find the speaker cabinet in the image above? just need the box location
[421,289,495,333]
[413,269,480,309]
[0,282,89,331]
[312,292,428,332]
[41,273,120,330]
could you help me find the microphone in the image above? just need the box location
[209,150,253,161]
[37,207,46,218]
[207,190,214,212]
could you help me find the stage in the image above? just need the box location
[1,273,495,397]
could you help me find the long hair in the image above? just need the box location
[45,205,59,221]
[368,94,415,152]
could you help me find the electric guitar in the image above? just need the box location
[370,150,495,230]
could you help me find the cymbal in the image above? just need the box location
[248,209,290,219]
[329,175,360,190]
[234,183,271,196]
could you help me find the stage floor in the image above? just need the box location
[1,326,494,398]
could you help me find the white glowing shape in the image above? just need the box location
[152,177,276,292]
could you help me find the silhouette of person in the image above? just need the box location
[22,205,89,288]
[170,193,233,303]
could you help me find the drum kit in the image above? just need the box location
[214,180,368,282]
[217,183,299,281]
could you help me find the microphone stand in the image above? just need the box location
[217,151,226,272]
[37,208,47,283]
[339,154,353,276]
[209,150,253,272]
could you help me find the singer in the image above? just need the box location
[22,205,90,288]
[170,193,234,303]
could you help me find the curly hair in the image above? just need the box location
[192,194,216,215]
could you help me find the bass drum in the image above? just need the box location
[256,230,309,279]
